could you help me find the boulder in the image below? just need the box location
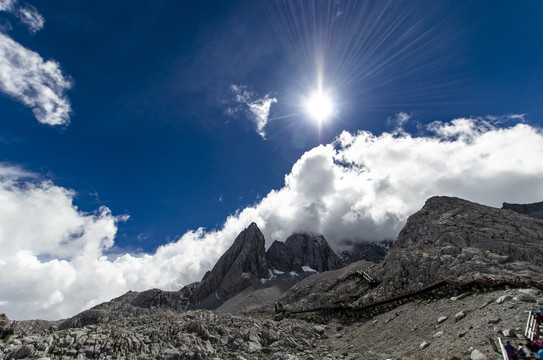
[470,349,489,360]
[496,295,512,304]
[454,311,466,321]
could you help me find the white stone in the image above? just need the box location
[496,295,512,304]
[519,288,539,297]
[454,311,466,321]
[470,349,489,360]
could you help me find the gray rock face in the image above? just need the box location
[267,233,344,273]
[279,196,543,309]
[266,241,291,272]
[378,196,543,294]
[502,200,543,220]
[191,223,270,306]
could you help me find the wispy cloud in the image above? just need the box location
[0,0,44,33]
[2,116,543,320]
[387,112,411,134]
[228,84,277,139]
[0,162,35,178]
[0,32,73,125]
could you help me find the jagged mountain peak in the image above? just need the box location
[190,222,269,307]
[267,232,344,273]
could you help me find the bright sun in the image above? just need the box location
[305,91,334,124]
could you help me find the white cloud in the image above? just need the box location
[0,0,44,33]
[0,32,73,125]
[228,84,277,138]
[0,0,16,12]
[2,116,543,320]
[14,3,43,33]
[387,112,410,133]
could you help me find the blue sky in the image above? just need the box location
[1,0,543,319]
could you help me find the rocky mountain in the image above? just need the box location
[502,200,543,220]
[190,222,270,307]
[280,196,543,310]
[4,196,543,359]
[266,233,344,274]
[376,196,543,292]
[57,223,349,329]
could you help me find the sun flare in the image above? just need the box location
[305,91,334,124]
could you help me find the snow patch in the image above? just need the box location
[273,268,285,275]
[261,270,276,284]
[289,271,299,276]
[302,266,318,273]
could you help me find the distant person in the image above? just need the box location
[505,340,519,360]
[538,347,543,360]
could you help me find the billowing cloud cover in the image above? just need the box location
[0,2,72,126]
[1,117,543,320]
[228,84,277,138]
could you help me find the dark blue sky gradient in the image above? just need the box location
[1,0,542,252]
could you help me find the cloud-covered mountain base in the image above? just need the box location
[1,116,542,320]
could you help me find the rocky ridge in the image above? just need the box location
[502,200,543,220]
[280,196,543,311]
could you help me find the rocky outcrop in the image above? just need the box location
[280,196,543,309]
[190,222,270,307]
[502,200,543,220]
[378,196,543,294]
[266,233,344,273]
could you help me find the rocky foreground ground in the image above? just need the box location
[1,286,541,359]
